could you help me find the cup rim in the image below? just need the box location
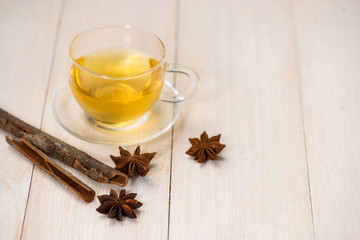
[69,24,166,80]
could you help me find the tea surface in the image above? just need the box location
[69,48,164,124]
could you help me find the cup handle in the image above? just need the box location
[160,64,200,103]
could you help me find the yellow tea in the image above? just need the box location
[69,48,165,124]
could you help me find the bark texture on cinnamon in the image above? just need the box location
[6,136,95,202]
[0,108,128,187]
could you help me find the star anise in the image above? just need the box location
[186,131,226,163]
[96,189,143,221]
[110,146,156,177]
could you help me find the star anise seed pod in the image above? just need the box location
[186,131,226,163]
[96,189,143,221]
[110,146,156,177]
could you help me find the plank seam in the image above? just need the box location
[19,0,67,239]
[290,1,316,239]
[19,165,34,240]
[167,0,181,239]
[39,0,67,128]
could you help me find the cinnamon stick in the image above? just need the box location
[0,108,128,187]
[6,136,95,202]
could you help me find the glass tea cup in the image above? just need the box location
[68,25,199,130]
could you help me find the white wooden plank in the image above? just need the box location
[0,0,62,239]
[21,0,177,239]
[294,1,360,239]
[169,0,314,239]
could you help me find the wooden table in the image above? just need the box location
[1,0,359,239]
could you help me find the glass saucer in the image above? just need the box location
[52,83,181,145]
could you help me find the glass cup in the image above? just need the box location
[69,25,199,130]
